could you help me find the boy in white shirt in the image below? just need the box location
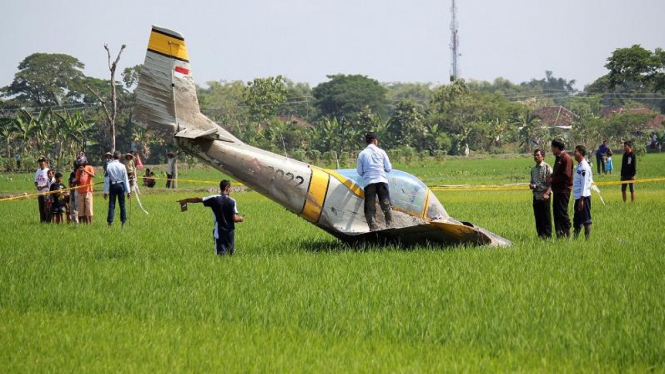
[572,145,593,239]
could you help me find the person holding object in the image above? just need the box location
[621,141,637,203]
[572,145,593,239]
[34,156,50,223]
[104,151,131,227]
[177,180,244,256]
[529,149,553,239]
[357,132,393,231]
[75,155,96,224]
[166,151,176,188]
[547,139,573,239]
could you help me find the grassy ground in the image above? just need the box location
[1,154,664,372]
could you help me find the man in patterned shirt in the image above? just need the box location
[529,149,553,239]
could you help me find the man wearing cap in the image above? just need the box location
[124,152,137,189]
[103,152,112,176]
[357,132,393,231]
[166,151,176,188]
[104,151,131,227]
[75,155,96,224]
[34,157,50,223]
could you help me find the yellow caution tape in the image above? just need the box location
[2,176,663,203]
[0,182,103,203]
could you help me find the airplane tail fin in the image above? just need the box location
[133,26,239,143]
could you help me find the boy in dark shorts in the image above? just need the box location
[621,141,637,203]
[572,145,593,239]
[177,180,245,255]
[49,172,69,224]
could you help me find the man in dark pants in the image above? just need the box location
[595,140,609,175]
[621,140,637,203]
[572,145,593,239]
[34,157,50,223]
[177,180,244,255]
[103,151,131,227]
[357,132,393,231]
[529,149,553,239]
[547,139,573,239]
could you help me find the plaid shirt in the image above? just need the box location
[530,162,552,200]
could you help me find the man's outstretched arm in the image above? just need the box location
[177,197,203,204]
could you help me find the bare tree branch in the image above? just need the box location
[84,84,111,124]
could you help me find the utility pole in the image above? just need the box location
[450,0,460,82]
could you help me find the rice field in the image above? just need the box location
[1,154,664,372]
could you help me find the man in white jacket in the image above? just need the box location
[572,145,593,239]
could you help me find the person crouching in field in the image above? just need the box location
[529,149,553,239]
[573,145,593,239]
[49,172,68,224]
[177,180,244,256]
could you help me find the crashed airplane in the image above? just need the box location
[133,26,511,247]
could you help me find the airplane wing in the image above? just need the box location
[334,219,511,247]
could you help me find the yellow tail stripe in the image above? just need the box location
[301,167,330,223]
[148,31,189,61]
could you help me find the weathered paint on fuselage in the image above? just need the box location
[176,136,448,239]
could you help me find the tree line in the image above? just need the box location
[1,45,663,171]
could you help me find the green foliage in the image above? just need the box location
[312,74,388,120]
[606,45,665,93]
[243,76,288,122]
[199,80,248,130]
[1,53,87,106]
[386,100,425,149]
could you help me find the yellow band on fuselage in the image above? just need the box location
[147,30,189,62]
[301,167,330,223]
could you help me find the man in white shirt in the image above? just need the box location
[34,157,50,223]
[104,151,131,227]
[572,145,593,239]
[356,132,392,231]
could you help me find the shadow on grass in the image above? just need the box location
[299,238,471,254]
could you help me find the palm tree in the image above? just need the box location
[513,108,542,153]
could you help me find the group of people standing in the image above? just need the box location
[530,139,638,240]
[34,153,96,224]
[34,150,177,227]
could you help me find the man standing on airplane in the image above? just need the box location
[357,132,393,231]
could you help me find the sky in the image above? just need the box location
[3,0,665,90]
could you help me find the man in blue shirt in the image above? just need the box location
[177,180,244,255]
[595,140,609,175]
[104,151,131,227]
[357,132,392,231]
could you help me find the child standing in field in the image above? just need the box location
[49,172,68,224]
[573,145,593,239]
[605,150,613,175]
